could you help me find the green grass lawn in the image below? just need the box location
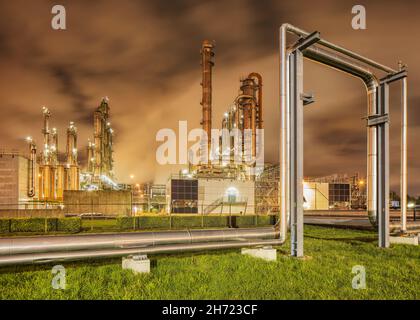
[0,225,419,300]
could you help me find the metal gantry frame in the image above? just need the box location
[280,23,408,256]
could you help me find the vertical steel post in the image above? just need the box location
[279,25,288,242]
[289,51,304,257]
[377,84,390,247]
[400,77,408,233]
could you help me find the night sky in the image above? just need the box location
[0,0,419,194]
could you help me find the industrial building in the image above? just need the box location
[0,150,34,209]
[132,183,166,214]
[165,40,264,215]
[0,107,81,206]
[161,41,368,215]
[167,174,255,214]
[82,97,116,190]
[303,173,366,210]
[0,39,370,217]
[0,98,118,210]
[32,106,80,202]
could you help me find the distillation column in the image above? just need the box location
[200,40,215,163]
[93,109,102,180]
[93,97,113,186]
[40,107,51,200]
[239,77,256,164]
[86,140,94,174]
[65,122,79,190]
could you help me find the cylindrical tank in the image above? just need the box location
[239,77,256,160]
[50,128,58,166]
[66,122,78,166]
[56,165,65,199]
[40,165,50,200]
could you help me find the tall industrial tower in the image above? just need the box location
[92,97,114,185]
[64,121,79,191]
[200,40,215,163]
[38,108,80,201]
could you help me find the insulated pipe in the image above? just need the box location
[283,23,397,74]
[0,239,283,267]
[0,227,279,256]
[279,24,288,241]
[401,76,408,232]
[280,23,384,228]
[302,46,379,224]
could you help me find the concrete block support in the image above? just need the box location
[390,236,419,246]
[122,255,151,274]
[241,246,277,261]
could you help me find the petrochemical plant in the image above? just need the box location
[0,39,367,215]
[0,97,117,208]
[0,20,415,271]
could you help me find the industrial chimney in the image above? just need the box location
[200,40,215,162]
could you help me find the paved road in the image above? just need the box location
[304,216,372,228]
[304,214,420,232]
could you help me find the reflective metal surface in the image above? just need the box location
[0,227,281,266]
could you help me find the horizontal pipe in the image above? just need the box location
[0,227,279,256]
[281,23,383,228]
[283,23,396,73]
[0,239,284,266]
[302,46,379,90]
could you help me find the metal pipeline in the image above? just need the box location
[0,227,282,266]
[401,76,408,232]
[282,23,397,73]
[279,24,288,241]
[302,46,379,225]
[279,23,395,228]
[0,239,283,267]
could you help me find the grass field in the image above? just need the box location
[0,225,419,300]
